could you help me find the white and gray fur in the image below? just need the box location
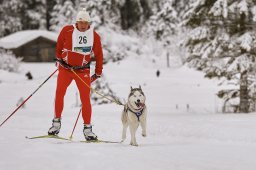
[121,86,147,146]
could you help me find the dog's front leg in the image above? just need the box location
[129,122,139,146]
[141,121,147,137]
[122,123,128,142]
[121,111,128,142]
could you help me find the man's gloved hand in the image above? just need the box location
[91,74,101,83]
[55,58,71,69]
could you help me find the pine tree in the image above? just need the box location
[46,0,58,30]
[143,0,178,41]
[120,0,152,30]
[50,0,76,32]
[0,48,22,72]
[0,0,23,37]
[78,0,121,28]
[0,0,49,36]
[101,0,122,27]
[49,0,63,32]
[172,0,198,21]
[184,0,256,113]
[21,0,46,30]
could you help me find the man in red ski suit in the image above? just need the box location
[48,8,103,141]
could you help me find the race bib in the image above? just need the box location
[72,25,94,55]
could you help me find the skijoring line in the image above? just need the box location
[70,68,124,106]
[55,58,124,106]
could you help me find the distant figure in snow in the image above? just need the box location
[156,70,160,77]
[25,71,33,80]
[186,104,190,112]
[48,8,103,141]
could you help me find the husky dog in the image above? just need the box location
[121,86,147,146]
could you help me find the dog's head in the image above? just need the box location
[128,86,146,110]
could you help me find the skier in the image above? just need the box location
[48,8,103,141]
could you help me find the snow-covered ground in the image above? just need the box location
[1,57,256,170]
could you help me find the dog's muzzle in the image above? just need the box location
[135,101,144,108]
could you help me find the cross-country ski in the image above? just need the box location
[25,135,121,144]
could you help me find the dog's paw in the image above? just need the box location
[130,142,138,146]
[121,136,126,142]
[142,131,147,137]
[131,143,139,147]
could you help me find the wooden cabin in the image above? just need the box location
[0,30,58,62]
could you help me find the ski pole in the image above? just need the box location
[69,108,82,140]
[69,76,99,139]
[0,69,58,128]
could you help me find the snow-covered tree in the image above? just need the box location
[50,0,152,31]
[0,48,22,72]
[21,0,47,30]
[0,0,49,35]
[78,0,121,29]
[138,0,182,68]
[49,0,63,32]
[50,0,76,32]
[46,0,58,30]
[172,0,198,21]
[120,0,152,30]
[143,0,178,41]
[0,0,23,37]
[184,0,256,113]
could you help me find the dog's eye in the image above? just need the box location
[133,95,136,97]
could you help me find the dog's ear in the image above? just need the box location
[130,86,133,91]
[139,85,142,90]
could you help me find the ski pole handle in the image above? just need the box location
[90,74,100,83]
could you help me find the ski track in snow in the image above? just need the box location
[1,60,256,170]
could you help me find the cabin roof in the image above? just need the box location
[0,30,58,49]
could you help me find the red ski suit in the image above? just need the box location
[55,25,103,124]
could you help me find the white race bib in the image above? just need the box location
[72,25,94,55]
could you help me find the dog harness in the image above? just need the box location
[125,106,144,121]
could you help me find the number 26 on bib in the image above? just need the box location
[79,36,87,44]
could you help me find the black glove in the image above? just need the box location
[91,74,101,83]
[55,58,71,69]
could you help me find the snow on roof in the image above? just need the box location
[0,30,58,49]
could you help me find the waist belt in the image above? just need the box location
[55,58,90,70]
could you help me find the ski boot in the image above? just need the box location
[48,118,61,135]
[83,124,97,141]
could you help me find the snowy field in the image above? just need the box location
[1,57,256,170]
